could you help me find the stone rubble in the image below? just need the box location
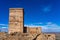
[0,32,55,40]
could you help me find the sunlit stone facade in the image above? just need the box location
[27,27,41,34]
[8,8,24,34]
[24,27,41,34]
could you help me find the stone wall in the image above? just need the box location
[8,8,24,34]
[25,27,42,34]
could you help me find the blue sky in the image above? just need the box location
[0,0,60,32]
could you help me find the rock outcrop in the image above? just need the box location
[0,32,55,40]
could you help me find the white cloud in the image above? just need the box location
[0,24,8,28]
[34,22,43,24]
[2,27,8,28]
[46,22,52,25]
[0,24,8,26]
[41,22,60,32]
[24,24,39,27]
[24,22,60,32]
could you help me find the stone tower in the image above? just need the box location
[8,8,24,34]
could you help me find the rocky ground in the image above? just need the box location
[0,32,56,40]
[0,32,43,40]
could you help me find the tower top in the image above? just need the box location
[9,8,24,10]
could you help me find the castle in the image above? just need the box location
[8,8,55,40]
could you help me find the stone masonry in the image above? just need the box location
[26,27,41,34]
[8,8,24,34]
